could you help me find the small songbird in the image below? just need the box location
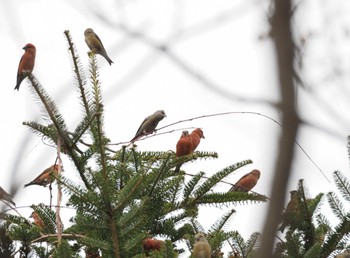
[24,164,62,188]
[174,130,193,173]
[30,211,45,229]
[193,232,211,258]
[84,28,113,65]
[190,128,205,152]
[14,43,36,91]
[279,190,299,233]
[131,110,166,142]
[229,169,260,192]
[142,238,164,252]
[0,186,15,206]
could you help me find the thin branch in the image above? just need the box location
[32,233,85,243]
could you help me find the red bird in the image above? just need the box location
[229,169,261,192]
[190,128,205,152]
[14,43,36,91]
[174,131,193,173]
[143,238,164,252]
[24,164,62,188]
[30,211,45,229]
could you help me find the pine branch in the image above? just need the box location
[64,30,90,116]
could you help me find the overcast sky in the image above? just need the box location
[1,0,350,256]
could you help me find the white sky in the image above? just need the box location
[1,0,350,257]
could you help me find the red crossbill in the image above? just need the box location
[279,190,299,233]
[30,211,45,229]
[229,169,260,192]
[190,128,205,152]
[84,28,113,65]
[174,130,193,173]
[131,110,166,142]
[14,43,36,91]
[193,232,211,258]
[24,164,62,188]
[142,238,164,252]
[0,186,15,206]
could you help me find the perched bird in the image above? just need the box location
[142,238,164,252]
[30,211,45,229]
[229,169,260,192]
[174,130,193,173]
[0,186,15,206]
[14,43,36,91]
[131,110,166,142]
[193,232,211,258]
[279,190,299,233]
[84,28,113,65]
[24,164,62,188]
[190,128,205,152]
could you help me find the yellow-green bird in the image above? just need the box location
[84,28,114,65]
[131,110,166,142]
[193,232,211,258]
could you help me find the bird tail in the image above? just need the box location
[174,163,182,173]
[14,84,20,91]
[104,55,114,65]
[24,182,34,188]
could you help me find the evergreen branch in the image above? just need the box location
[320,214,350,258]
[131,147,139,173]
[197,192,267,206]
[327,192,346,220]
[149,153,171,196]
[183,172,205,199]
[193,160,252,199]
[245,232,261,256]
[64,30,90,116]
[334,170,350,203]
[31,233,86,243]
[209,209,236,232]
[27,74,70,146]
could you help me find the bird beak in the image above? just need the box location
[202,135,205,139]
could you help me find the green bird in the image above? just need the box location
[131,110,166,142]
[84,28,113,65]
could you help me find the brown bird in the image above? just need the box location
[229,169,260,192]
[190,128,205,152]
[30,211,45,229]
[0,186,15,206]
[174,131,193,173]
[84,28,113,65]
[279,190,299,233]
[24,164,62,188]
[131,110,166,142]
[142,238,164,252]
[14,43,36,91]
[193,232,211,258]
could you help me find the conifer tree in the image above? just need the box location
[1,31,267,257]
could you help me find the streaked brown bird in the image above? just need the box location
[174,130,193,173]
[229,169,260,192]
[143,238,164,252]
[24,164,62,188]
[30,211,45,229]
[193,232,211,258]
[14,43,36,91]
[131,110,166,142]
[84,28,113,65]
[0,186,15,206]
[279,190,299,233]
[190,128,205,152]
